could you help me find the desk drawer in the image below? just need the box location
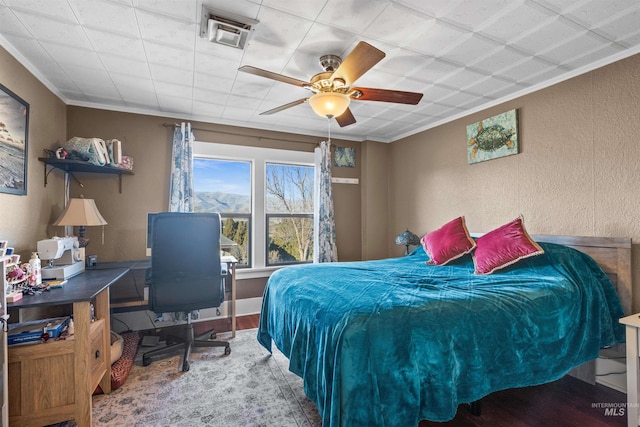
[90,319,107,390]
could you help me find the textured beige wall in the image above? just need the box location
[65,107,362,263]
[361,140,391,259]
[0,46,66,259]
[389,53,640,311]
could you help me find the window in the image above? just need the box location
[265,163,314,266]
[193,158,251,267]
[193,142,315,273]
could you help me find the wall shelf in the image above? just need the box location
[38,157,133,193]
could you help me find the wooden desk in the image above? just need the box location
[7,268,127,427]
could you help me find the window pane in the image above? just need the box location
[265,163,313,214]
[221,216,250,267]
[268,215,313,265]
[194,158,252,267]
[193,158,251,214]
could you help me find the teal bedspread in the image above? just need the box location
[257,243,625,426]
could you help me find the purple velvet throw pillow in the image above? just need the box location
[473,217,544,275]
[421,216,476,265]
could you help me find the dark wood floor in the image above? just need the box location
[232,314,627,427]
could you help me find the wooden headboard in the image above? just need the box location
[530,235,632,315]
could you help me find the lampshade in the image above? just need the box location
[308,92,351,118]
[53,198,107,248]
[395,230,420,246]
[53,198,107,227]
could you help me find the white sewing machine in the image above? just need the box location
[38,237,84,280]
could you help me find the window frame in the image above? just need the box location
[193,141,315,277]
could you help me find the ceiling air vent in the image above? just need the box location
[200,7,258,50]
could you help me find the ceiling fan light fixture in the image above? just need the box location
[308,92,350,118]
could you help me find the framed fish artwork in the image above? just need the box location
[466,109,518,164]
[0,82,29,195]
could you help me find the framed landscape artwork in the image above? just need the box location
[334,147,356,168]
[0,83,29,195]
[466,109,518,164]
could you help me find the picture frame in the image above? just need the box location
[466,109,518,164]
[0,82,29,195]
[334,147,356,168]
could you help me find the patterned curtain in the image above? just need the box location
[168,122,194,213]
[314,140,338,262]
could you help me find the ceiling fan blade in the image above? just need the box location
[331,41,385,86]
[259,98,308,115]
[351,87,423,104]
[238,65,310,88]
[335,108,356,127]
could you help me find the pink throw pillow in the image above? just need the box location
[473,217,544,274]
[421,216,476,265]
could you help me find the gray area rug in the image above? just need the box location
[90,328,322,426]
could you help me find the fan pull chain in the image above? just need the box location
[327,116,331,143]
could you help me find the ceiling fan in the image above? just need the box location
[238,41,424,127]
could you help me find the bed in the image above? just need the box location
[257,234,630,426]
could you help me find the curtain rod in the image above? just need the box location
[162,122,319,146]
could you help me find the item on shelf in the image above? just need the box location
[117,155,134,170]
[106,139,122,164]
[29,252,42,285]
[63,136,110,166]
[8,316,71,346]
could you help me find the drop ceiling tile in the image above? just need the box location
[405,20,468,56]
[226,94,262,109]
[64,67,120,99]
[193,87,229,106]
[143,40,194,69]
[394,0,460,18]
[40,42,103,69]
[297,23,359,56]
[154,80,193,99]
[362,3,434,47]
[596,8,640,43]
[540,33,614,65]
[192,100,225,118]
[150,63,194,86]
[133,0,198,22]
[193,73,234,93]
[509,16,585,55]
[100,53,151,79]
[379,48,435,77]
[71,0,139,37]
[477,3,554,43]
[4,0,77,21]
[316,0,389,34]
[201,0,261,23]
[262,0,328,21]
[0,6,32,38]
[437,89,487,107]
[158,94,192,114]
[442,0,518,30]
[241,38,295,72]
[565,0,639,27]
[85,29,145,59]
[13,11,92,50]
[136,10,197,50]
[195,54,240,81]
[438,33,502,66]
[463,75,514,95]
[221,105,255,121]
[496,57,558,83]
[407,58,464,84]
[470,46,530,75]
[252,6,314,50]
[230,75,273,99]
[437,68,490,90]
[561,43,626,69]
[485,82,528,98]
[195,37,244,62]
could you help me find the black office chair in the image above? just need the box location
[142,212,230,372]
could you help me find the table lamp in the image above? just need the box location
[395,229,420,255]
[53,197,107,248]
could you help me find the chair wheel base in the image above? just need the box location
[143,356,152,366]
[224,346,231,356]
[182,361,190,371]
